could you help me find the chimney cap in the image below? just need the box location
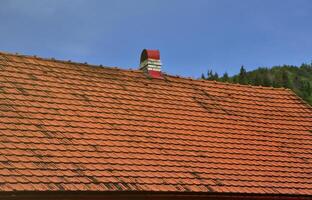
[140,49,160,63]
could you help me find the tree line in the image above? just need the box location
[201,63,312,105]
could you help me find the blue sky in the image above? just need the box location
[0,0,311,78]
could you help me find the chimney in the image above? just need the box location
[139,49,162,78]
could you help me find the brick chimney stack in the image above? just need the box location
[140,49,162,78]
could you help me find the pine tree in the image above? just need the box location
[262,73,272,87]
[213,72,219,80]
[207,70,214,80]
[254,73,262,86]
[206,70,219,81]
[221,72,229,82]
[238,65,248,84]
[281,71,291,88]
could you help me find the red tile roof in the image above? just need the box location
[0,51,311,195]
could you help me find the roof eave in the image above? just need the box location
[0,191,311,200]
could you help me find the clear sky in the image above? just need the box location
[0,0,311,78]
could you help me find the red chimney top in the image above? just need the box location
[140,49,160,61]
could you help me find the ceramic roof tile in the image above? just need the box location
[0,51,311,195]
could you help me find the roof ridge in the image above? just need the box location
[0,50,289,91]
[0,50,142,74]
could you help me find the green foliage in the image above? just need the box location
[221,72,229,82]
[238,66,248,84]
[201,63,312,105]
[202,70,219,81]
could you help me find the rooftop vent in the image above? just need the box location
[140,49,162,78]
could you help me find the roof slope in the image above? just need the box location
[0,52,311,195]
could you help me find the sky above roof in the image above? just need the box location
[0,0,311,78]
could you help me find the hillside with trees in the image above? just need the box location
[201,63,312,105]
